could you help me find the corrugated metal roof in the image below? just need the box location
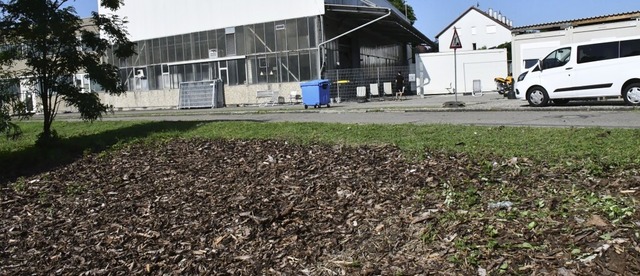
[512,10,640,33]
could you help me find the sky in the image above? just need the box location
[71,0,640,40]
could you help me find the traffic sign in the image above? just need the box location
[450,28,462,49]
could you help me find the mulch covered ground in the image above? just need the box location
[2,138,639,275]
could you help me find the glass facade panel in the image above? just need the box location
[226,33,236,56]
[207,30,217,55]
[153,65,162,89]
[237,59,246,85]
[286,19,298,51]
[183,34,192,61]
[247,57,257,84]
[275,20,286,51]
[297,18,309,49]
[265,22,276,52]
[159,37,168,63]
[167,36,176,62]
[175,35,184,62]
[184,63,194,82]
[228,60,238,85]
[217,29,226,57]
[309,18,317,47]
[197,32,208,60]
[278,55,289,82]
[287,53,300,82]
[254,24,266,53]
[244,25,256,55]
[110,15,321,91]
[267,54,278,83]
[236,27,245,56]
[300,52,311,80]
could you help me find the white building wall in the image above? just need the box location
[99,0,326,41]
[416,49,508,95]
[438,9,511,52]
[512,20,640,78]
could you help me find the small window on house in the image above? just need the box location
[486,25,496,34]
[471,27,477,35]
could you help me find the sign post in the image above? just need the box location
[449,28,462,104]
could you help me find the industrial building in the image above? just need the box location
[98,0,433,109]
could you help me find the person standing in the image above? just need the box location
[395,71,405,99]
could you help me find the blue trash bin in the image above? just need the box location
[300,79,331,109]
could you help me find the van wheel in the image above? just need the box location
[527,87,549,107]
[622,82,640,106]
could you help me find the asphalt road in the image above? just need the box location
[53,94,640,128]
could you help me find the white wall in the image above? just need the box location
[438,9,511,52]
[99,0,326,41]
[416,49,508,95]
[512,20,640,78]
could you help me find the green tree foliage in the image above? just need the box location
[496,41,512,61]
[0,0,135,145]
[0,77,22,139]
[388,0,416,24]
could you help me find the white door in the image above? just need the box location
[538,47,573,98]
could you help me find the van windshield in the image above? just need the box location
[542,47,571,69]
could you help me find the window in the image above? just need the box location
[620,39,640,57]
[286,19,298,51]
[287,53,300,82]
[486,25,496,34]
[523,59,538,69]
[275,20,286,51]
[577,41,618,64]
[297,18,310,49]
[471,26,477,35]
[244,25,256,54]
[254,23,266,53]
[183,34,192,61]
[542,47,571,69]
[235,27,245,55]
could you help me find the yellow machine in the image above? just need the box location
[494,75,513,95]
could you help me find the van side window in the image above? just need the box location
[620,39,640,57]
[542,47,571,69]
[577,42,619,64]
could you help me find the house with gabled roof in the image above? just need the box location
[435,6,513,52]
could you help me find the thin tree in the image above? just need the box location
[0,0,134,144]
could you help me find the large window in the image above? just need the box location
[111,16,318,90]
[577,42,618,64]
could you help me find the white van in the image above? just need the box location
[515,36,640,106]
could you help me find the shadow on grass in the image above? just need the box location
[0,120,246,186]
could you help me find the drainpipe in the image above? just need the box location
[317,8,391,78]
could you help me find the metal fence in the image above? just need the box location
[178,80,225,109]
[324,65,410,102]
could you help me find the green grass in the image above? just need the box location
[1,120,639,183]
